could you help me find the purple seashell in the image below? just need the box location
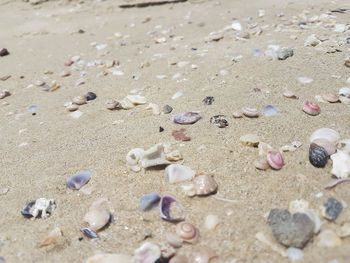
[66,170,91,190]
[173,112,201,125]
[80,228,98,239]
[159,195,185,222]
[21,200,36,218]
[263,105,280,117]
[27,105,39,113]
[109,214,115,223]
[139,192,160,211]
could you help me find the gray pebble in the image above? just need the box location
[277,47,294,60]
[163,104,173,114]
[268,209,315,248]
[324,198,343,220]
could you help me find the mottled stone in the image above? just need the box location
[324,198,343,220]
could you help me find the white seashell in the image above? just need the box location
[120,98,135,109]
[258,142,273,156]
[140,144,170,168]
[126,148,145,172]
[317,229,342,247]
[84,198,110,231]
[304,34,320,47]
[132,242,161,263]
[240,134,260,147]
[166,150,183,162]
[322,93,339,103]
[289,200,309,214]
[172,90,184,100]
[339,87,350,96]
[165,232,183,248]
[86,253,132,263]
[165,164,195,184]
[66,104,79,112]
[330,150,350,179]
[232,111,243,118]
[280,145,296,152]
[310,128,340,145]
[204,214,219,231]
[336,222,350,238]
[181,184,196,197]
[145,103,160,115]
[126,95,147,105]
[232,20,242,31]
[193,175,218,196]
[242,107,259,117]
[31,198,56,219]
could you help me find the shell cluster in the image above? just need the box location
[253,143,284,171]
[65,92,97,112]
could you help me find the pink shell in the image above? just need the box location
[267,151,284,170]
[302,101,320,116]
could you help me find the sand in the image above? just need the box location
[0,0,350,262]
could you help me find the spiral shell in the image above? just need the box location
[302,101,320,116]
[193,175,218,196]
[309,143,328,168]
[175,222,199,244]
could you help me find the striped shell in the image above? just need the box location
[309,143,328,168]
[193,175,218,196]
[267,151,284,170]
[176,222,200,244]
[302,101,320,116]
[242,107,259,117]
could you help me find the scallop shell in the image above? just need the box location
[84,198,110,231]
[193,175,218,196]
[165,164,195,184]
[169,255,188,263]
[302,101,320,116]
[66,170,91,190]
[312,138,336,156]
[140,143,170,168]
[86,253,132,263]
[309,143,328,168]
[176,222,200,244]
[242,107,260,117]
[322,93,339,103]
[310,128,340,145]
[165,232,183,248]
[160,195,185,222]
[173,112,201,125]
[126,95,147,105]
[267,151,284,170]
[72,95,87,105]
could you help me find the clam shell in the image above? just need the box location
[66,170,91,190]
[165,164,195,184]
[310,128,340,145]
[302,101,320,116]
[176,222,199,244]
[267,151,284,170]
[193,175,218,196]
[322,93,339,103]
[139,192,160,211]
[84,198,110,231]
[159,195,185,222]
[173,112,201,125]
[86,92,97,101]
[72,95,87,105]
[309,143,328,168]
[126,95,147,105]
[242,107,259,117]
[312,138,336,156]
[21,200,36,218]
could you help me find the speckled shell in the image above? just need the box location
[176,222,200,244]
[193,175,218,196]
[309,143,328,168]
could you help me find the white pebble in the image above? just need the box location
[70,110,83,119]
[204,214,219,231]
[287,247,303,261]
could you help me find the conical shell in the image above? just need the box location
[193,175,218,196]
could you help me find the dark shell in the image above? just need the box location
[324,198,343,220]
[66,170,91,190]
[163,104,173,114]
[210,115,228,128]
[203,96,214,105]
[139,192,160,211]
[21,200,36,218]
[80,228,98,239]
[86,92,97,101]
[173,112,201,125]
[0,48,9,57]
[159,195,185,222]
[309,143,328,168]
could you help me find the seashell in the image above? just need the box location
[173,112,201,125]
[322,198,343,220]
[312,138,336,156]
[336,222,350,238]
[165,164,195,184]
[203,96,214,105]
[232,111,243,118]
[80,228,98,239]
[166,150,183,162]
[84,198,110,231]
[66,104,79,112]
[322,93,339,103]
[176,222,200,244]
[172,90,184,100]
[331,150,350,178]
[21,198,55,219]
[34,80,45,86]
[336,139,350,154]
[204,214,219,231]
[302,101,320,116]
[339,87,350,96]
[317,229,342,247]
[254,158,270,170]
[172,129,191,141]
[209,115,228,128]
[309,143,328,168]
[339,94,350,104]
[86,92,97,101]
[239,134,260,147]
[21,200,36,218]
[126,148,145,172]
[139,192,160,211]
[159,195,185,222]
[258,142,273,156]
[163,104,173,114]
[126,95,147,105]
[304,209,321,234]
[60,70,71,77]
[120,98,135,109]
[263,105,280,117]
[0,90,10,99]
[242,107,259,117]
[191,247,217,263]
[39,227,63,248]
[267,151,284,170]
[181,183,196,197]
[310,128,340,145]
[345,57,350,67]
[132,242,161,263]
[145,103,160,115]
[140,144,170,168]
[106,99,122,110]
[169,255,188,263]
[72,95,87,105]
[70,110,83,119]
[165,232,183,248]
[66,170,91,190]
[289,200,309,214]
[86,253,132,263]
[193,175,218,196]
[283,90,298,99]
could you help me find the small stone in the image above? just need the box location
[323,198,342,220]
[0,48,9,57]
[287,247,303,261]
[268,209,315,248]
[277,47,294,60]
[304,34,321,47]
[203,96,214,105]
[86,92,97,101]
[239,134,260,147]
[172,129,191,141]
[163,105,173,114]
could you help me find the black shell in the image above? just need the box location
[86,92,97,101]
[309,143,328,168]
[21,200,36,218]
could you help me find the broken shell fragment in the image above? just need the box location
[160,195,185,222]
[191,247,217,263]
[173,112,201,125]
[139,192,160,211]
[21,198,56,219]
[165,164,195,184]
[204,214,220,231]
[302,101,320,116]
[120,98,135,109]
[309,143,328,168]
[210,115,228,128]
[140,144,170,169]
[232,111,243,118]
[310,128,340,145]
[66,170,91,190]
[126,95,147,105]
[176,222,200,244]
[133,243,161,263]
[21,200,36,218]
[84,198,110,231]
[126,148,145,172]
[193,175,218,196]
[66,104,79,112]
[239,134,260,147]
[331,149,350,179]
[80,228,98,239]
[267,151,284,170]
[166,150,183,162]
[146,103,160,115]
[242,107,260,117]
[106,99,122,110]
[72,95,87,105]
